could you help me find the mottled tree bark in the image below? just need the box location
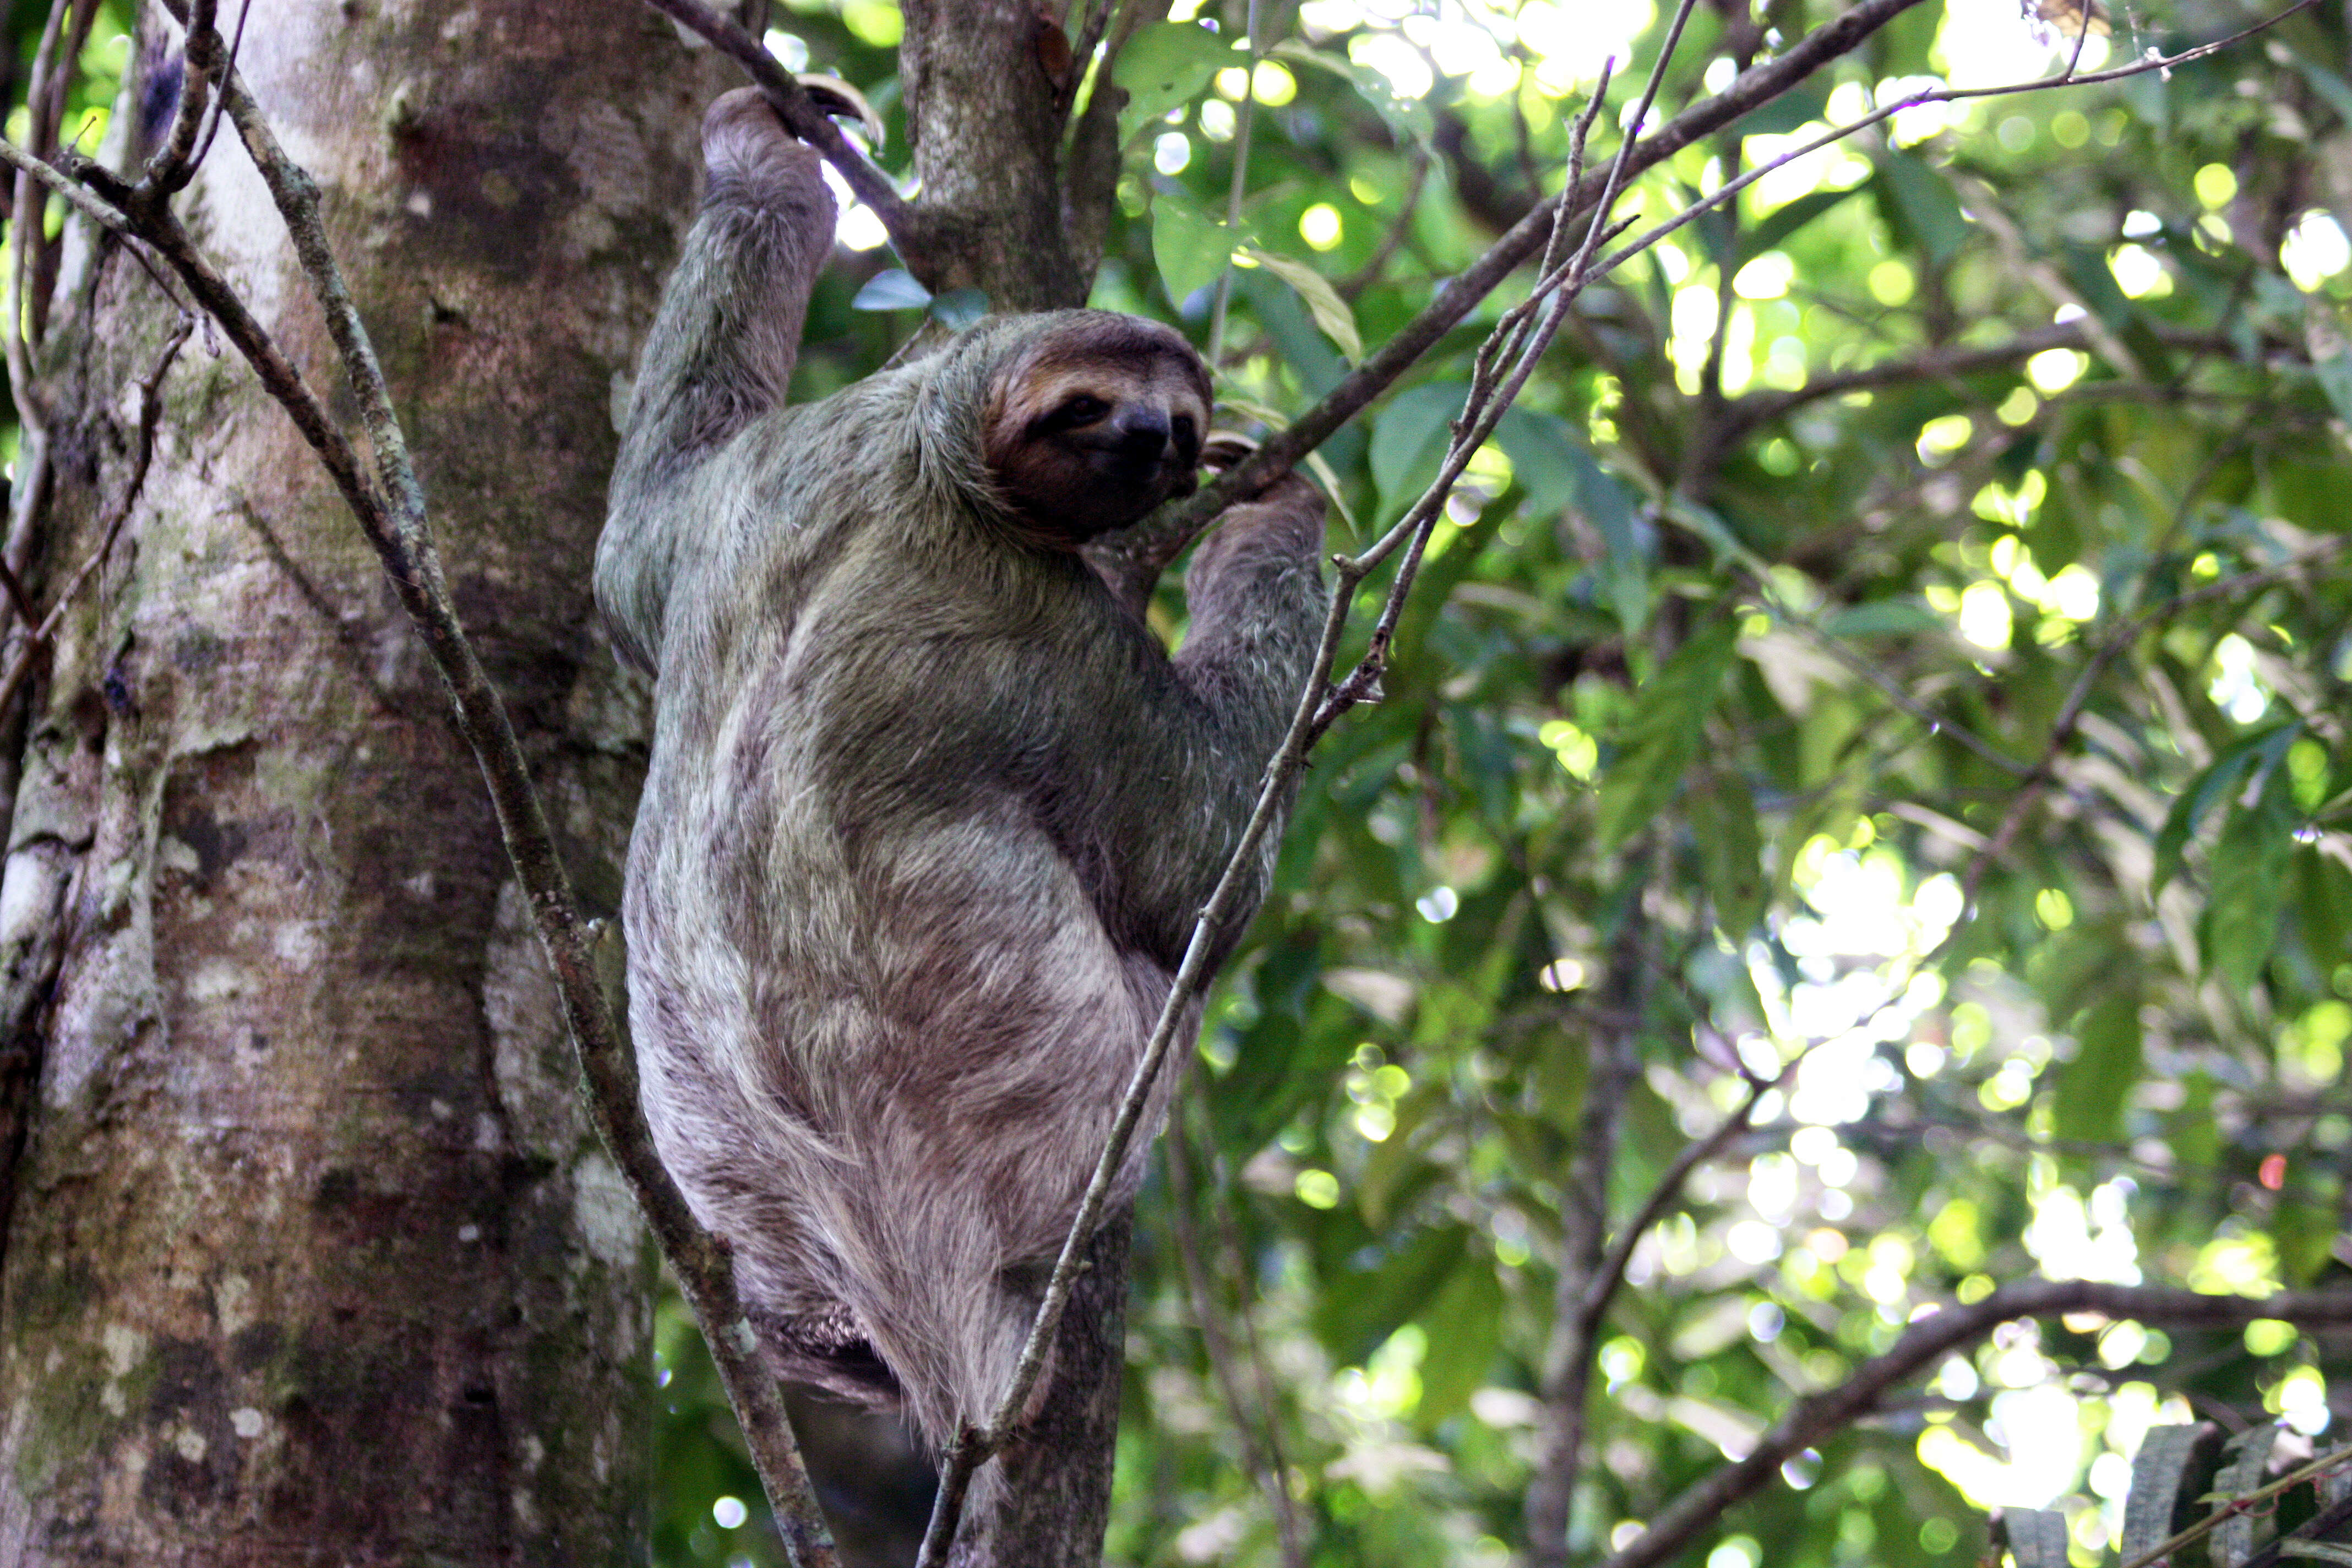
[0,3,725,1561]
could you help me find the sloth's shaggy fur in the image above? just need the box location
[598,91,1329,1472]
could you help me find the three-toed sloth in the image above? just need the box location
[597,89,1329,1468]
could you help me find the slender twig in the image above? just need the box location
[1583,1066,1784,1337]
[1951,531,2350,913]
[1160,0,1937,531]
[1597,1283,2352,1568]
[918,19,1687,1558]
[1206,0,1264,363]
[0,314,190,721]
[1068,0,1117,76]
[628,0,910,241]
[4,0,76,434]
[1746,580,2034,780]
[145,0,218,193]
[1719,320,2095,440]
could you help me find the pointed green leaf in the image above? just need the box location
[1115,21,1234,134]
[1239,247,1360,361]
[1691,770,1767,937]
[2054,991,2142,1144]
[1153,192,1236,306]
[2153,721,2300,890]
[1371,383,1467,518]
[2207,770,2297,993]
[1598,620,1740,851]
[1820,598,1945,638]
[928,287,988,329]
[1875,154,1970,265]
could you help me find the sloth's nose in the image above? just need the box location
[1112,410,1172,464]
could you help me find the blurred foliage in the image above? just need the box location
[18,0,2348,1564]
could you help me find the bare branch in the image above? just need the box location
[1527,871,1653,1568]
[1597,1282,2352,1568]
[1722,320,2092,438]
[0,313,191,720]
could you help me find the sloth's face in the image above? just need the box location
[984,317,1212,544]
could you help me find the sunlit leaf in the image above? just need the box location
[1239,247,1360,361]
[1152,190,1235,306]
[1114,21,1233,134]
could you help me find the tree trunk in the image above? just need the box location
[890,8,1169,1561]
[0,3,723,1560]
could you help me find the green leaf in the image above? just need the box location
[1690,769,1767,937]
[1490,406,1581,518]
[1270,40,1431,142]
[851,269,931,311]
[1238,248,1360,361]
[1411,1262,1502,1427]
[1114,22,1233,134]
[1733,80,1831,139]
[1598,620,1740,851]
[1371,383,1466,518]
[1874,154,1969,266]
[1152,192,1235,306]
[2275,1192,2339,1286]
[1215,393,1360,538]
[2054,991,2141,1144]
[1740,185,1863,261]
[2153,722,2301,890]
[1819,598,1943,639]
[2315,354,2352,427]
[2285,51,2352,129]
[1311,1223,1469,1363]
[1232,269,1346,398]
[2206,769,2297,994]
[1493,416,1648,631]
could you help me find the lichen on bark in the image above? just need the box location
[0,4,729,1561]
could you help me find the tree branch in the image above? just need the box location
[1597,1282,2352,1568]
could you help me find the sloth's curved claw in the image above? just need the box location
[797,73,886,147]
[1199,431,1259,473]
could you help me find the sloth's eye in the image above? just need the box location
[1058,395,1112,425]
[1170,414,1199,455]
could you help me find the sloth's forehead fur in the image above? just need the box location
[985,312,1210,431]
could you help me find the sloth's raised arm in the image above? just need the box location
[617,90,835,492]
[601,90,837,669]
[1097,470,1330,965]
